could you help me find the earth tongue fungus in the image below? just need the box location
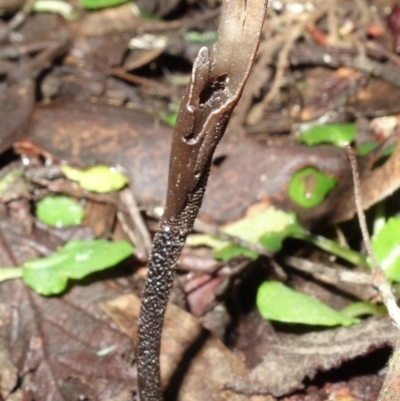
[136,0,269,400]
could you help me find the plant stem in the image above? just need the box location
[0,268,23,282]
[290,230,369,268]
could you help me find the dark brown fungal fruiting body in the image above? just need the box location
[136,1,269,400]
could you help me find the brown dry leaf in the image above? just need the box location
[331,133,400,224]
[284,375,385,401]
[244,318,398,397]
[101,293,274,401]
[0,77,35,155]
[0,278,137,401]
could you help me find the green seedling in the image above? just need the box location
[0,240,133,295]
[189,207,367,267]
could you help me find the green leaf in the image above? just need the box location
[299,123,356,147]
[36,196,84,227]
[22,240,133,295]
[340,302,387,318]
[61,165,129,193]
[256,281,359,326]
[187,207,297,260]
[78,0,128,9]
[288,167,337,208]
[372,217,400,282]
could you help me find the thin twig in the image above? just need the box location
[284,255,373,285]
[261,5,329,109]
[0,0,35,41]
[347,145,400,328]
[119,188,152,257]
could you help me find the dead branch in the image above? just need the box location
[347,145,400,328]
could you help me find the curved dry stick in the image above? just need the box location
[136,1,269,400]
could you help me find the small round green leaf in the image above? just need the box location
[299,123,356,147]
[372,217,400,282]
[36,196,84,227]
[288,167,337,208]
[256,281,358,326]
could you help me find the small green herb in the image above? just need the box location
[61,165,129,193]
[0,240,133,295]
[36,196,84,227]
[188,207,296,260]
[24,240,133,295]
[288,167,337,208]
[256,281,358,326]
[299,123,356,147]
[188,206,366,266]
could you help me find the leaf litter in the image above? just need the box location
[1,0,400,399]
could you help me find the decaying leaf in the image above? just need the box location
[245,318,397,397]
[0,279,137,401]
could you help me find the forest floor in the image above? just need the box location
[1,0,400,400]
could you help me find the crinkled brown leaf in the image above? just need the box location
[0,279,137,401]
[243,318,397,397]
